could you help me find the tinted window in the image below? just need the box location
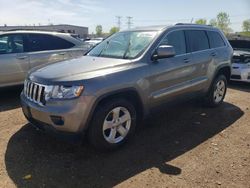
[0,35,24,55]
[28,34,74,52]
[160,30,186,55]
[186,30,209,52]
[207,31,225,48]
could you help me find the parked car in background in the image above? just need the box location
[229,39,250,82]
[0,31,86,88]
[21,24,232,150]
[82,38,104,51]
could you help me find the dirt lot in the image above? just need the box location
[0,83,249,188]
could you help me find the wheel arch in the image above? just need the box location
[84,88,145,131]
[214,65,231,82]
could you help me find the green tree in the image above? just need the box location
[209,19,217,27]
[109,27,120,35]
[95,25,103,36]
[242,19,250,32]
[217,12,231,34]
[209,12,232,34]
[195,19,207,25]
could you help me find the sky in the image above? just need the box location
[0,0,249,33]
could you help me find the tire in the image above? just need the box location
[88,98,137,151]
[204,74,227,107]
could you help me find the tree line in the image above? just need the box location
[195,12,250,36]
[95,12,250,37]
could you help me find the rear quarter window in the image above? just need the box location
[28,34,74,52]
[185,30,209,52]
[207,31,225,48]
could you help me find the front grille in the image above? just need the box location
[231,75,241,80]
[24,80,46,106]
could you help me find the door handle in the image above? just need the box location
[59,52,65,55]
[183,58,190,63]
[16,56,28,60]
[211,52,217,57]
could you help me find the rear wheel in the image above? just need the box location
[204,74,227,107]
[88,98,137,150]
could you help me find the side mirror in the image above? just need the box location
[152,45,176,61]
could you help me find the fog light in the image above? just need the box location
[50,116,64,126]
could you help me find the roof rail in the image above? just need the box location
[175,23,213,27]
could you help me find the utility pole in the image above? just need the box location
[116,16,122,30]
[127,16,133,29]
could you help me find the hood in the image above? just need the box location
[233,50,250,56]
[29,56,132,83]
[233,50,250,65]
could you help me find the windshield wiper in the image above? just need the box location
[123,41,131,59]
[98,41,110,57]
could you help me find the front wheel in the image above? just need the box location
[204,75,227,107]
[88,98,137,151]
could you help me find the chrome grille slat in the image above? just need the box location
[28,82,33,99]
[32,84,37,100]
[37,86,42,103]
[26,81,30,97]
[24,80,46,106]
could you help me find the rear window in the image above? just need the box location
[207,31,225,48]
[28,34,74,52]
[185,30,209,52]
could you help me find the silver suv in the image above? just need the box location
[0,31,85,88]
[21,24,233,150]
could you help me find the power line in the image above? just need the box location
[127,16,133,29]
[116,16,122,30]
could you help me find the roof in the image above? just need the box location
[122,23,216,32]
[0,24,88,29]
[0,30,71,36]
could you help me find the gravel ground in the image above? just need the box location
[0,82,249,188]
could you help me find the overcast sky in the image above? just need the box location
[0,0,249,33]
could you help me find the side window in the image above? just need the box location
[28,34,74,52]
[0,35,24,55]
[185,30,209,52]
[49,35,75,49]
[28,34,48,52]
[160,30,186,55]
[207,31,225,48]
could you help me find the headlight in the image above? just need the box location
[46,85,84,100]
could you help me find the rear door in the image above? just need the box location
[184,30,213,91]
[206,30,228,77]
[27,34,74,69]
[147,29,199,107]
[0,34,29,87]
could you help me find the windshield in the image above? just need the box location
[88,31,157,59]
[229,40,250,52]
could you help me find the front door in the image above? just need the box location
[0,34,29,87]
[146,29,202,108]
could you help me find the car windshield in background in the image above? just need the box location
[229,40,250,51]
[88,31,157,59]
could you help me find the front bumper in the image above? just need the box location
[21,92,96,134]
[231,66,250,83]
